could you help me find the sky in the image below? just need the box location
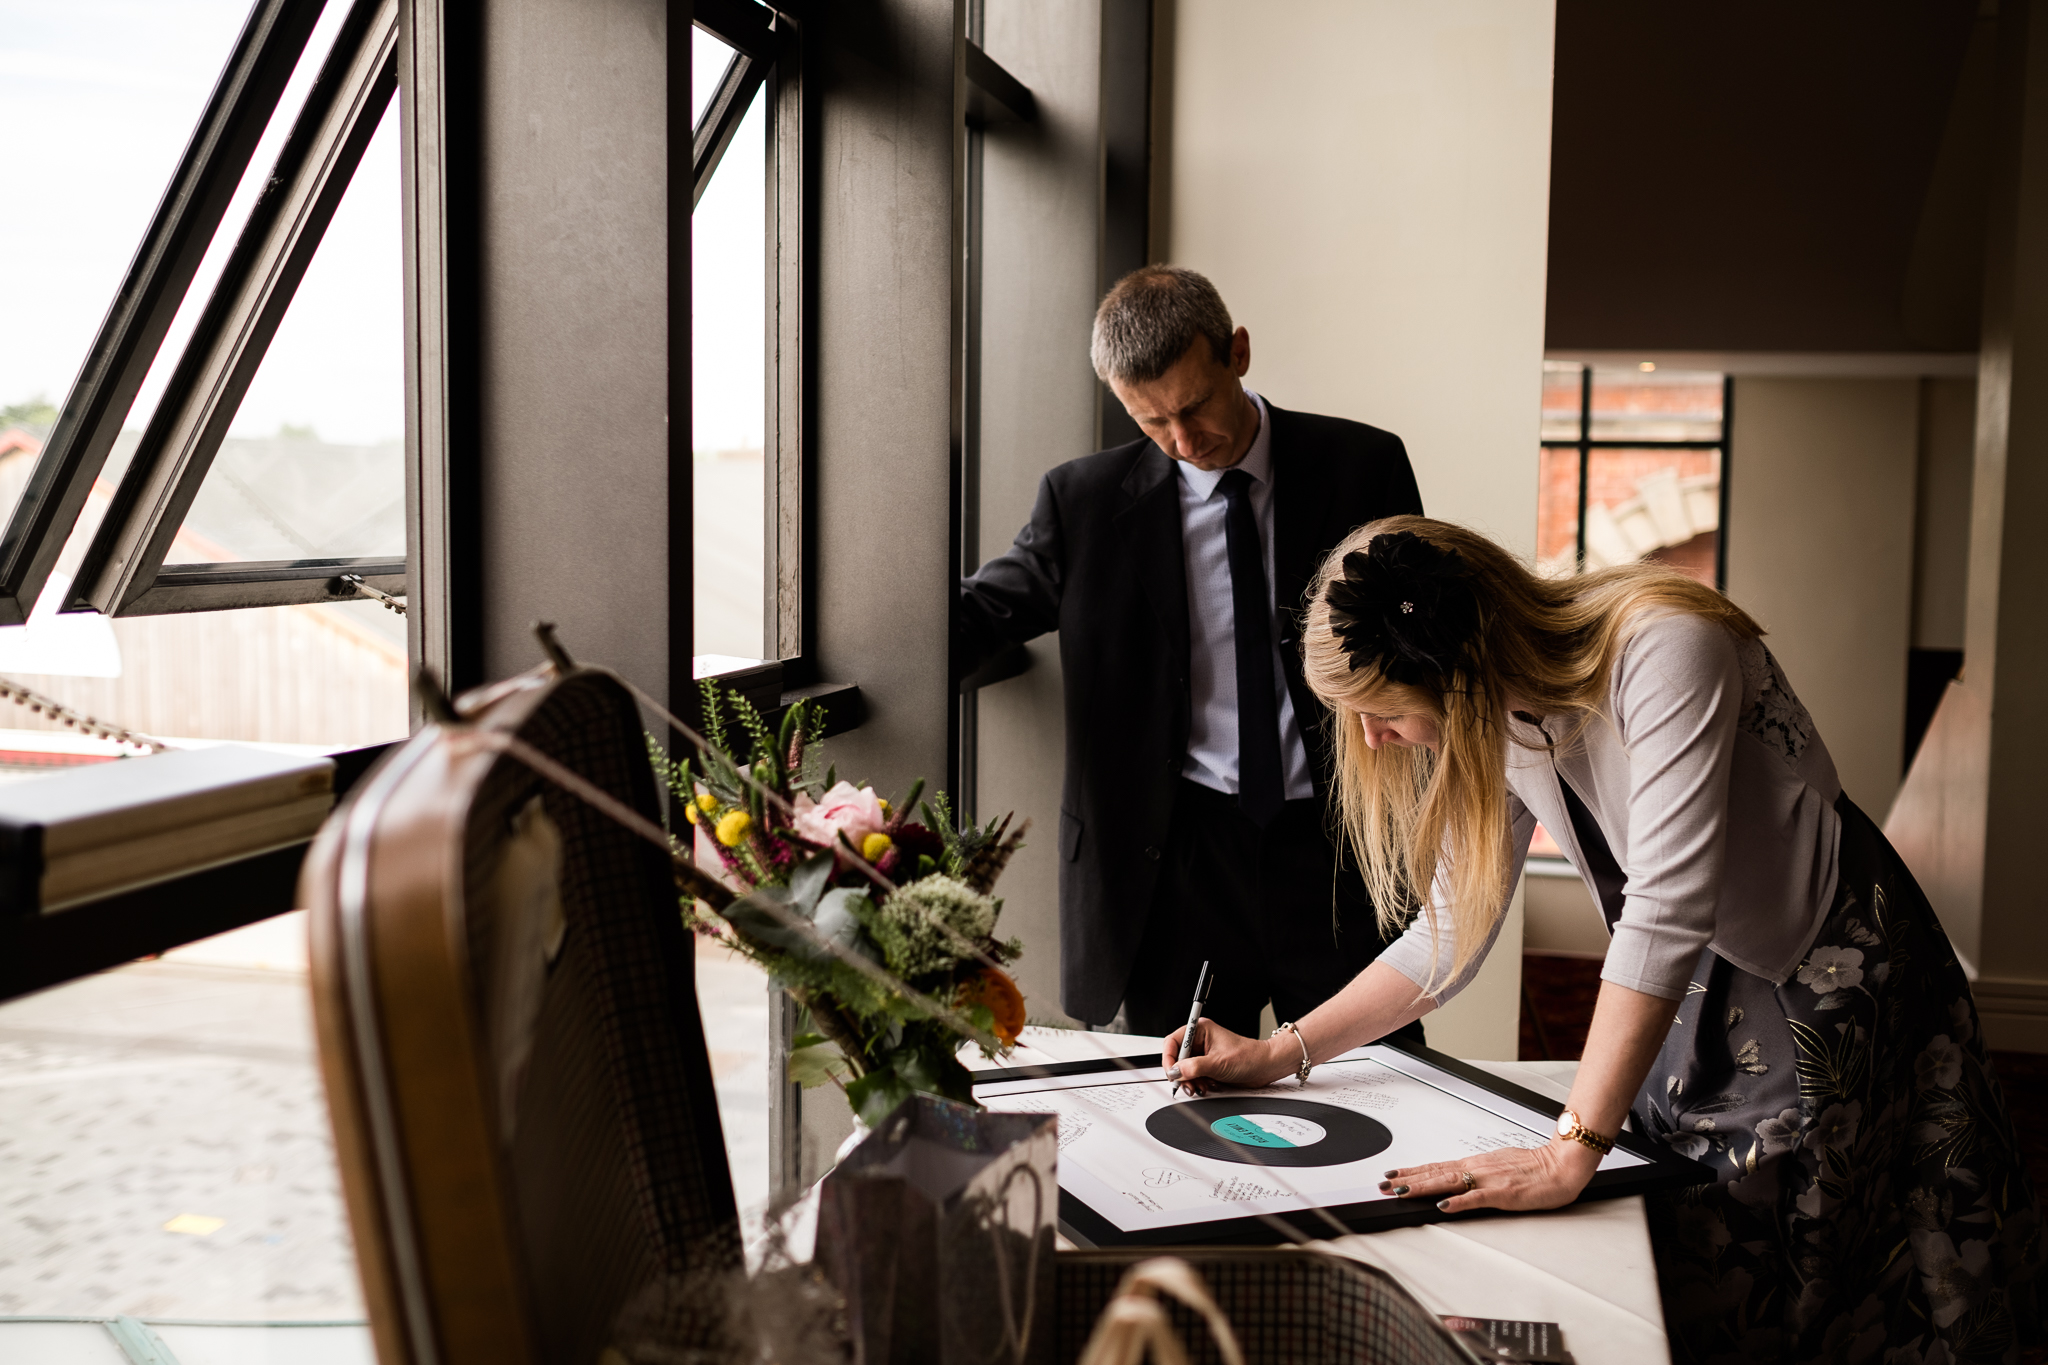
[4,6,762,457]
[692,26,767,455]
[1,0,403,447]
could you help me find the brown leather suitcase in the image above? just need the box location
[304,664,739,1365]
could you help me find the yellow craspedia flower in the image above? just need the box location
[683,792,717,826]
[715,810,753,847]
[878,798,891,815]
[862,832,893,862]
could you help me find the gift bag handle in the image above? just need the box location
[1075,1258,1247,1365]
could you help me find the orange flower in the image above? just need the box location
[959,967,1027,1049]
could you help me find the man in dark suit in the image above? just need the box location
[956,266,1426,1042]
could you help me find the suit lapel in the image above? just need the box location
[1115,443,1190,682]
[1268,403,1333,622]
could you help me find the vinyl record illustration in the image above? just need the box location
[1146,1096,1393,1167]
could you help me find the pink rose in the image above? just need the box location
[792,781,888,855]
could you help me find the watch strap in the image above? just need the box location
[1559,1107,1615,1155]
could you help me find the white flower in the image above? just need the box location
[1756,1108,1806,1156]
[1915,1035,1964,1092]
[1807,1101,1862,1152]
[1948,998,1975,1045]
[1797,946,1865,994]
[1667,1131,1710,1161]
[1910,1230,1990,1328]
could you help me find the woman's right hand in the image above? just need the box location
[1161,1022,1294,1094]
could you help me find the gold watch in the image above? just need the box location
[1555,1107,1615,1156]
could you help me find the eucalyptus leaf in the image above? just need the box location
[724,885,831,960]
[789,1043,852,1089]
[788,852,836,916]
[814,888,883,964]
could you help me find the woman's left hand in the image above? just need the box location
[1378,1137,1602,1213]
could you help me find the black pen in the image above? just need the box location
[1171,961,1213,1097]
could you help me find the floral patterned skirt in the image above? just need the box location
[1639,797,2042,1364]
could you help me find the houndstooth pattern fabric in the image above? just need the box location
[1055,1250,1477,1364]
[460,671,742,1364]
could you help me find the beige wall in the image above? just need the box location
[1157,0,1555,1058]
[1725,379,1919,817]
[1913,378,1977,651]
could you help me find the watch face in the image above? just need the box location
[1556,1110,1574,1138]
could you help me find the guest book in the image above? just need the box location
[974,1038,1710,1247]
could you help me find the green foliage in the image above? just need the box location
[649,682,1026,1125]
[788,1038,852,1089]
[866,874,998,980]
[0,396,57,436]
[920,791,1026,886]
[843,1020,977,1127]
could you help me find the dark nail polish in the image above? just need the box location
[1393,1186,1410,1196]
[1383,1170,1400,1179]
[1436,1199,1451,1212]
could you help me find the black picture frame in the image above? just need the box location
[971,1036,1712,1249]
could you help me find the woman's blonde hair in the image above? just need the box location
[1302,515,1762,993]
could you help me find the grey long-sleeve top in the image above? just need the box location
[1375,612,1844,1004]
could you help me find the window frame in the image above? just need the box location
[69,0,405,619]
[1540,364,1735,591]
[0,0,334,627]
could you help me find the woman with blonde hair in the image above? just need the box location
[1166,515,2040,1362]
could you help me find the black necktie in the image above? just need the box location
[1218,469,1283,827]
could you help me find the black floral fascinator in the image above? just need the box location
[1322,531,1481,688]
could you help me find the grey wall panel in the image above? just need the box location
[795,0,964,1182]
[808,0,963,802]
[473,0,679,699]
[974,0,1104,1027]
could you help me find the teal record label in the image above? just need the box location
[1146,1096,1392,1167]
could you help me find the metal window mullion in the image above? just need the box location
[1716,375,1734,592]
[0,0,324,628]
[694,50,770,208]
[693,0,776,64]
[1575,364,1591,568]
[767,17,811,670]
[76,0,401,619]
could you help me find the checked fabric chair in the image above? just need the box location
[304,662,741,1365]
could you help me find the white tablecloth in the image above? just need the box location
[967,1029,1670,1365]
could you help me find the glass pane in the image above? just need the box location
[1588,367,1723,443]
[696,943,771,1216]
[692,81,768,661]
[0,913,369,1340]
[1582,446,1722,586]
[0,0,256,531]
[692,25,738,125]
[1539,361,1583,441]
[1536,445,1581,577]
[0,597,407,749]
[167,103,403,564]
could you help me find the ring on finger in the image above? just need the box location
[1458,1170,1476,1193]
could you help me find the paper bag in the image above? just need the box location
[816,1095,1057,1365]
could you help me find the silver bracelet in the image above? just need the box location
[1274,1021,1312,1085]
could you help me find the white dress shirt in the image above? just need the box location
[1176,389,1316,802]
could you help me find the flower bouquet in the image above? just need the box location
[654,681,1030,1127]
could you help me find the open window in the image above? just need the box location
[4,0,400,626]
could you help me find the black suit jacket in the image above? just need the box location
[955,403,1423,1023]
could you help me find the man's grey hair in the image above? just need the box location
[1089,265,1234,385]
